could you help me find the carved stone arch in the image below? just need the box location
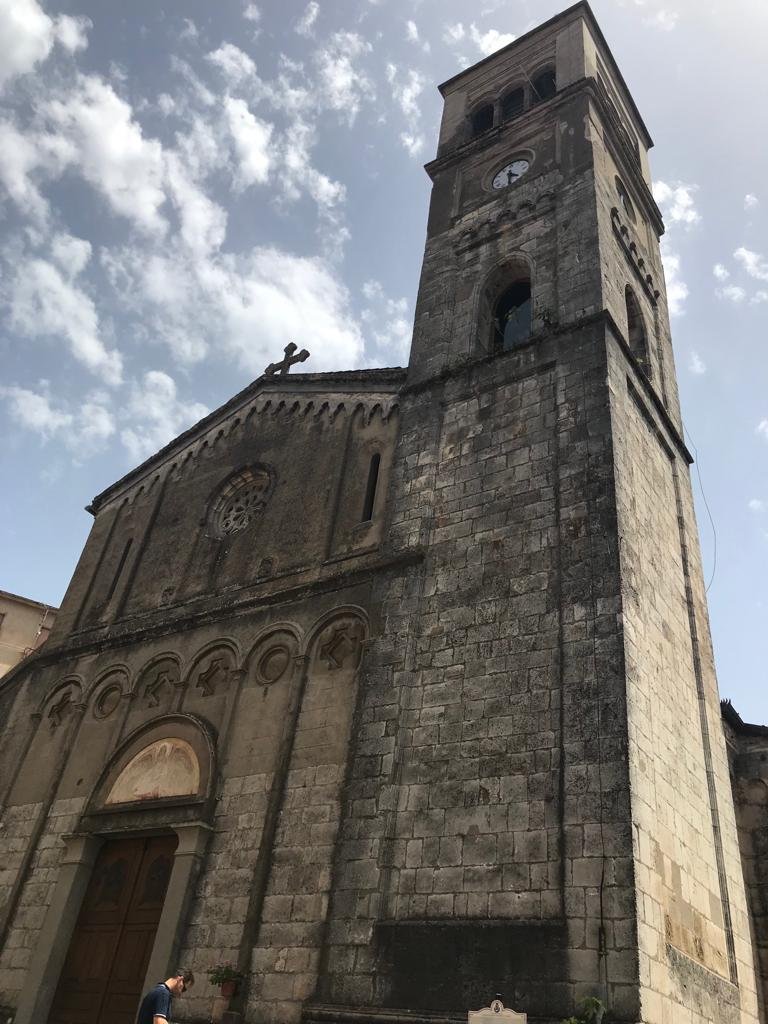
[244,623,302,689]
[185,638,241,698]
[86,665,130,721]
[87,713,216,815]
[36,676,84,731]
[133,652,182,710]
[475,254,534,356]
[306,606,370,673]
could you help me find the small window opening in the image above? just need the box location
[501,88,525,122]
[615,177,637,223]
[494,280,532,351]
[361,453,381,523]
[471,103,494,136]
[531,68,556,103]
[625,286,650,374]
[105,537,133,604]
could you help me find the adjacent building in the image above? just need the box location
[0,590,57,678]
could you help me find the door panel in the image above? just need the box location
[49,835,177,1024]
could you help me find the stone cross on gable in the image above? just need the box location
[264,342,310,376]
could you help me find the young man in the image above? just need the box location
[137,969,194,1024]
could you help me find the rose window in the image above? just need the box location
[210,466,273,538]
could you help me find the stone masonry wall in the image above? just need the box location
[315,321,640,1023]
[607,336,759,1024]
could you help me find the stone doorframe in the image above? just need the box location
[14,821,213,1024]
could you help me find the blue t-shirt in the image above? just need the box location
[138,983,173,1024]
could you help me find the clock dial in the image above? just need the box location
[492,159,530,189]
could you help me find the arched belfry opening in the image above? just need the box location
[625,285,651,374]
[478,260,533,354]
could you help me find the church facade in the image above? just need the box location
[0,4,766,1024]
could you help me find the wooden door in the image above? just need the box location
[49,835,177,1024]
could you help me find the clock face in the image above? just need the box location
[492,159,530,189]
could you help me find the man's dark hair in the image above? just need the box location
[176,968,195,988]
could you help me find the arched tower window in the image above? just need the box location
[500,87,525,122]
[478,261,534,355]
[531,67,556,103]
[470,103,494,136]
[625,286,650,374]
[494,279,532,351]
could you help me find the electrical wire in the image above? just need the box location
[682,422,718,594]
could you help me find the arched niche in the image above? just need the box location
[226,627,301,778]
[625,285,651,376]
[7,678,85,805]
[124,654,182,734]
[184,640,240,700]
[87,714,215,817]
[57,668,131,800]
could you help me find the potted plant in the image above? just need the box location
[561,996,606,1024]
[207,962,245,998]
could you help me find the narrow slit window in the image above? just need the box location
[106,537,133,603]
[361,453,381,522]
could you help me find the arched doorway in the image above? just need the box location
[31,715,215,1024]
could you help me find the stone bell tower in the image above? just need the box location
[306,4,761,1024]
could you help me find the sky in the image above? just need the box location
[0,0,766,723]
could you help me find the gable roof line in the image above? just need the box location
[87,367,407,515]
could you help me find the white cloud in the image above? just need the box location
[1,385,72,438]
[645,9,678,31]
[386,65,425,120]
[717,284,746,303]
[43,75,167,235]
[1,384,115,457]
[315,32,374,122]
[121,371,209,462]
[659,244,688,316]
[104,242,363,374]
[9,256,123,384]
[469,23,515,55]
[0,0,90,89]
[444,23,466,43]
[758,420,768,443]
[164,153,227,256]
[295,1,319,36]
[243,3,261,23]
[713,263,729,281]
[653,180,700,226]
[206,43,256,85]
[688,350,706,375]
[748,498,765,512]
[361,279,412,362]
[400,132,425,157]
[751,290,768,304]
[0,119,74,221]
[744,193,759,209]
[180,19,199,42]
[405,19,430,53]
[734,246,768,282]
[224,97,273,189]
[50,233,92,276]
